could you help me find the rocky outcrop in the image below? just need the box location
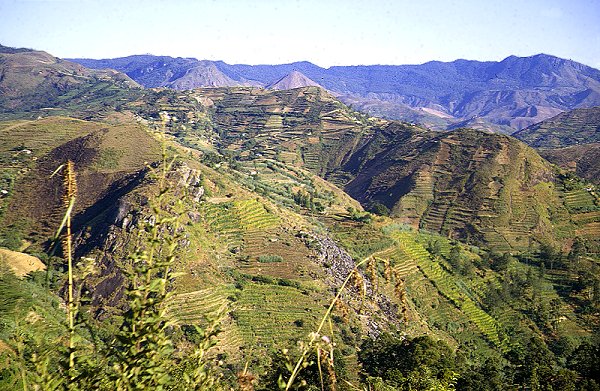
[313,234,400,337]
[74,162,205,314]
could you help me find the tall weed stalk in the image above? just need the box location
[37,148,223,390]
[282,256,371,391]
[282,253,409,391]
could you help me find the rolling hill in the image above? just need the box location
[0,46,139,115]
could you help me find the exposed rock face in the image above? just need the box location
[74,163,205,313]
[313,234,400,337]
[315,235,357,285]
[177,164,205,202]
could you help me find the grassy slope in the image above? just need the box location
[0,117,161,248]
[513,107,600,149]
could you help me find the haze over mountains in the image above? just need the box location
[72,53,600,132]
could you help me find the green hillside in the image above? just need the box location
[514,107,600,185]
[0,52,598,390]
[336,127,600,252]
[513,106,600,148]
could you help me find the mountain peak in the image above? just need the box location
[267,70,323,90]
[163,61,241,90]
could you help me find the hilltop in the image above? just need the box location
[0,48,138,113]
[513,106,600,148]
[266,70,324,90]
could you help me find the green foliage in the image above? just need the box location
[345,207,372,223]
[92,148,123,170]
[0,263,67,390]
[93,153,225,390]
[369,202,390,216]
[359,334,459,391]
[358,331,598,391]
[257,255,284,263]
[488,252,514,272]
[0,226,25,250]
[0,153,228,390]
[568,342,600,387]
[293,189,325,213]
[257,347,347,391]
[446,245,475,276]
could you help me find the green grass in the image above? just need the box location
[390,230,506,350]
[165,284,235,324]
[233,282,325,345]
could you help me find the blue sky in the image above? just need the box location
[1,0,599,68]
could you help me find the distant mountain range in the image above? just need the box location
[71,53,600,131]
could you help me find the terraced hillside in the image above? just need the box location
[3,114,569,378]
[174,87,598,252]
[337,128,591,251]
[560,182,600,250]
[190,86,375,177]
[1,50,599,389]
[513,106,600,148]
[3,50,593,254]
[514,106,600,185]
[390,230,505,348]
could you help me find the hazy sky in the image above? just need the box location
[1,0,599,68]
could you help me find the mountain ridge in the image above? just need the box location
[68,52,600,131]
[514,106,600,184]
